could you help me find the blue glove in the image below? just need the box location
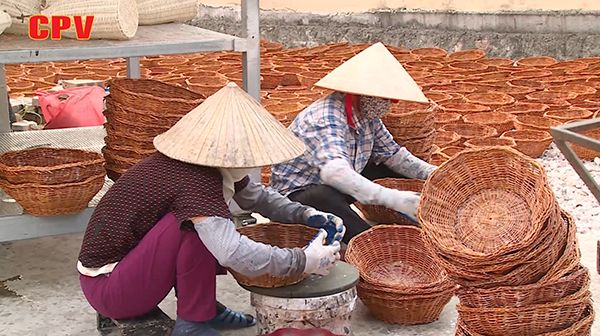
[303,209,346,245]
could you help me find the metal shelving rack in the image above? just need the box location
[0,0,261,242]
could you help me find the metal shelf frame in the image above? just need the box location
[0,0,261,242]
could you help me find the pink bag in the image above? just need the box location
[37,86,106,129]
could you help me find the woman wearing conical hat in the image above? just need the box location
[270,43,438,244]
[77,83,345,336]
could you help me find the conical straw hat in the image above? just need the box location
[315,42,428,103]
[154,82,306,168]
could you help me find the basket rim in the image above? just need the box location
[0,173,105,189]
[0,147,104,172]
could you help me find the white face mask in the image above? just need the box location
[218,168,253,204]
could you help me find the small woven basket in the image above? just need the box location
[516,56,559,67]
[500,129,553,158]
[434,112,462,128]
[439,102,490,114]
[514,115,563,131]
[108,79,204,114]
[465,92,515,107]
[464,137,516,149]
[0,174,105,216]
[136,0,199,25]
[446,49,486,62]
[440,123,498,144]
[497,102,550,116]
[229,222,318,288]
[543,107,594,122]
[434,130,462,148]
[382,105,436,128]
[0,147,104,185]
[397,129,436,154]
[563,119,600,160]
[462,112,516,134]
[42,0,138,40]
[354,178,424,225]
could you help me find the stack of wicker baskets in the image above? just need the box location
[0,147,106,216]
[103,79,204,181]
[381,101,438,161]
[229,222,318,288]
[346,225,456,325]
[417,146,593,335]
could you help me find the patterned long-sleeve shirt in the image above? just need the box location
[270,92,401,195]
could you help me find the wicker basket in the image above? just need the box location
[514,115,563,131]
[516,56,559,67]
[108,79,204,114]
[500,129,553,158]
[440,123,498,144]
[397,129,436,154]
[510,69,554,80]
[434,130,462,148]
[434,112,463,128]
[543,107,594,122]
[497,102,550,116]
[418,147,556,263]
[561,120,600,160]
[42,0,138,40]
[462,112,516,134]
[538,210,582,283]
[0,147,104,185]
[136,0,198,25]
[463,137,516,149]
[526,91,579,102]
[465,92,515,107]
[410,47,448,60]
[457,265,590,308]
[355,179,424,225]
[0,174,105,216]
[446,49,486,62]
[229,223,318,288]
[382,104,436,127]
[429,151,450,166]
[439,102,490,114]
[457,285,591,335]
[105,96,184,126]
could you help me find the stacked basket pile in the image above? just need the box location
[418,146,593,335]
[0,147,105,216]
[345,225,457,325]
[103,78,204,180]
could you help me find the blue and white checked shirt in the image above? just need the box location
[270,92,401,195]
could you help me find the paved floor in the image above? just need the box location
[0,224,598,335]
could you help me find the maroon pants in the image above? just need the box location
[80,213,223,322]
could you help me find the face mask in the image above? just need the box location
[218,168,253,204]
[359,96,391,120]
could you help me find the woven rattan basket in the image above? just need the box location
[0,147,104,185]
[434,130,462,148]
[355,178,424,225]
[514,115,563,131]
[137,0,199,25]
[465,92,515,107]
[42,0,138,40]
[462,112,516,134]
[439,102,490,114]
[500,129,553,158]
[229,222,318,288]
[440,123,498,144]
[497,102,550,116]
[0,174,105,216]
[434,112,462,128]
[105,96,183,127]
[382,105,436,128]
[563,119,600,160]
[464,137,516,149]
[108,79,204,114]
[543,108,594,122]
[397,130,436,154]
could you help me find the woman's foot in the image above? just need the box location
[171,318,220,336]
[208,301,256,329]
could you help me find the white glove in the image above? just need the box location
[302,208,346,244]
[303,229,341,276]
[376,188,421,223]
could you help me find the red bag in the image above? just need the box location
[37,86,106,129]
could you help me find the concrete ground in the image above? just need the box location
[0,220,598,336]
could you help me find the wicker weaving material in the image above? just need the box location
[0,147,104,185]
[42,0,138,40]
[137,0,199,25]
[354,178,424,225]
[229,222,318,288]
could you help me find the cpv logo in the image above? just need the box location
[28,15,94,40]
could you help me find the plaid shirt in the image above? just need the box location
[270,92,401,195]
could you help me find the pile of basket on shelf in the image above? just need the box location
[103,78,204,180]
[418,146,593,335]
[0,147,105,216]
[345,225,456,325]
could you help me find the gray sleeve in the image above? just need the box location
[194,217,306,278]
[233,181,310,224]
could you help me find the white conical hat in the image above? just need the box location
[154,82,306,168]
[315,42,428,103]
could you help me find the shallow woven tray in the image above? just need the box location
[354,178,424,225]
[462,112,516,134]
[514,115,565,131]
[0,147,104,185]
[229,222,318,288]
[0,174,105,216]
[500,129,554,158]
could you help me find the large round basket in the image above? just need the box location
[0,147,104,185]
[354,178,424,225]
[229,222,318,288]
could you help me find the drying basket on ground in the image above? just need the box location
[465,92,515,107]
[229,223,318,288]
[382,104,436,127]
[500,129,553,158]
[440,123,497,144]
[354,178,424,225]
[462,112,516,134]
[563,119,600,160]
[0,147,104,185]
[0,174,105,216]
[434,130,462,148]
[543,108,594,123]
[464,137,516,149]
[514,115,563,131]
[418,147,556,263]
[398,129,436,154]
[108,78,204,113]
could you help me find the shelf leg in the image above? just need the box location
[241,0,261,101]
[127,57,141,79]
[0,64,10,132]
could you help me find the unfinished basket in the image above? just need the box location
[418,147,556,262]
[0,174,105,216]
[41,0,138,40]
[462,112,516,134]
[0,147,105,185]
[108,79,204,114]
[500,129,553,158]
[514,115,563,131]
[136,0,198,25]
[543,108,594,123]
[464,137,516,149]
[355,179,424,225]
[229,223,318,288]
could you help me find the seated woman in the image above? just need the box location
[77,83,344,336]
